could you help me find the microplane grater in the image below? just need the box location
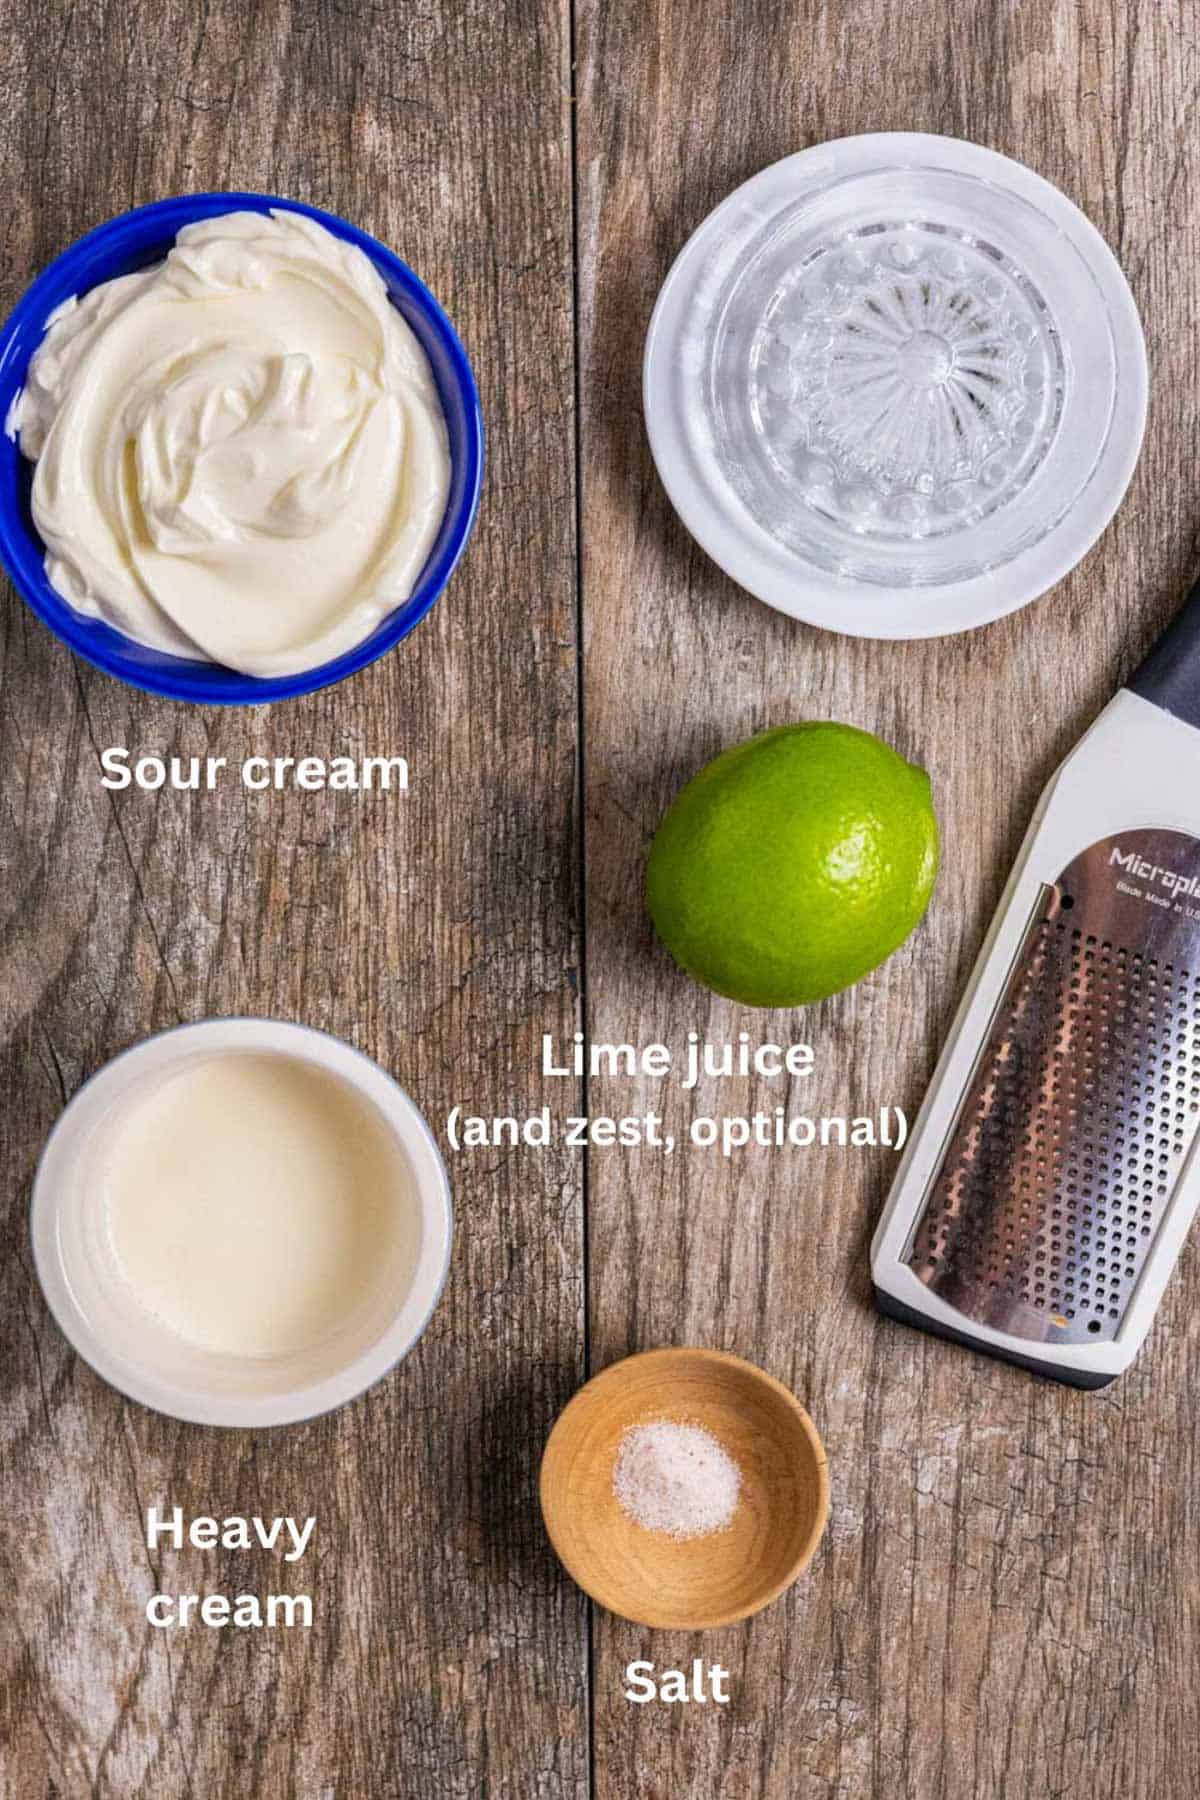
[873,582,1200,1386]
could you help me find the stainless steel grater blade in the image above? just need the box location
[903,828,1200,1349]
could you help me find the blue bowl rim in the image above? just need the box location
[0,191,484,705]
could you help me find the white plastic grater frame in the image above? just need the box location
[871,688,1200,1384]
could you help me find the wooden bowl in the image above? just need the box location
[539,1348,829,1629]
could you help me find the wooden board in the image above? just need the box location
[0,3,588,1797]
[577,2,1200,1797]
[2,0,1199,1794]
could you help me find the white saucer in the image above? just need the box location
[643,134,1147,640]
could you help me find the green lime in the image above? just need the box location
[646,722,938,1007]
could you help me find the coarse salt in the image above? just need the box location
[612,1419,741,1540]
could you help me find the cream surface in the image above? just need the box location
[103,1052,418,1358]
[14,209,450,676]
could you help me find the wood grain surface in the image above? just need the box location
[577,2,1200,1798]
[1,1,1198,1796]
[0,3,587,1797]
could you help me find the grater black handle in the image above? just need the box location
[1128,576,1200,729]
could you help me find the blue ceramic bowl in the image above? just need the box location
[0,193,484,704]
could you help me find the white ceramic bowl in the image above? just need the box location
[31,1019,452,1427]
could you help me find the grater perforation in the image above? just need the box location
[903,827,1200,1347]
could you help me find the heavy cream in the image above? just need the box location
[102,1052,418,1359]
[13,209,450,676]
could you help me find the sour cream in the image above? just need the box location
[13,209,451,676]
